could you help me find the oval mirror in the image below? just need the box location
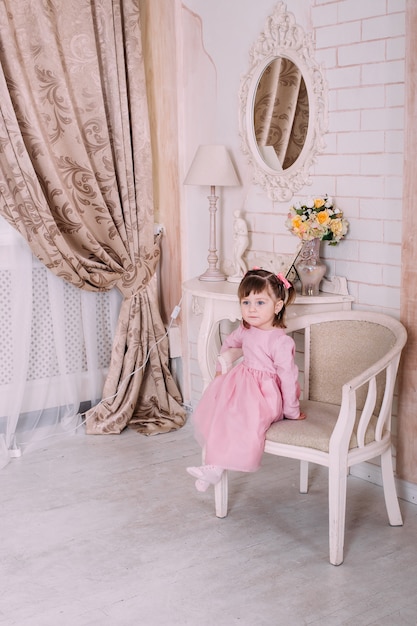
[238,2,328,201]
[254,57,308,171]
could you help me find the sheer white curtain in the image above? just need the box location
[0,216,122,468]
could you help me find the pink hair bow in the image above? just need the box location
[277,273,291,289]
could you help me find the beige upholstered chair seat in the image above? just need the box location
[266,401,380,453]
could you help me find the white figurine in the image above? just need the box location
[228,210,249,283]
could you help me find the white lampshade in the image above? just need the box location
[184,144,240,187]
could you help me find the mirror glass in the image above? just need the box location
[254,57,308,171]
[238,2,328,201]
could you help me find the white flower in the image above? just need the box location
[306,198,315,209]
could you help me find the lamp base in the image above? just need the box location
[199,268,226,281]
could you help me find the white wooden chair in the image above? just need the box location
[213,310,407,565]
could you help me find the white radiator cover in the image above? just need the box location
[0,256,120,417]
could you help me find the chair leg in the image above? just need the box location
[380,448,403,526]
[215,470,228,518]
[328,464,347,566]
[300,460,309,493]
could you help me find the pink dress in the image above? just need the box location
[192,324,300,472]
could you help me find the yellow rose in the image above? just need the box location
[314,198,325,209]
[292,215,303,229]
[330,219,348,239]
[317,210,330,225]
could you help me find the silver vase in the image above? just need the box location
[295,238,326,296]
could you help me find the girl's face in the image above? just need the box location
[240,288,283,330]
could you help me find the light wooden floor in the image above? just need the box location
[1,418,417,626]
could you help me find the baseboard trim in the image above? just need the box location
[350,462,417,506]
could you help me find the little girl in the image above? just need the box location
[187,268,306,492]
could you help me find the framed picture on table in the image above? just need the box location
[285,244,302,284]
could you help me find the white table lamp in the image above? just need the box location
[184,144,240,281]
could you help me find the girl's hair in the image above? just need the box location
[238,268,295,328]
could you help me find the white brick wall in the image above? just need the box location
[311,0,405,314]
[182,0,405,404]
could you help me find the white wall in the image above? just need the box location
[181,0,404,306]
[180,0,405,403]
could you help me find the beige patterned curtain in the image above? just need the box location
[254,57,308,170]
[0,0,185,435]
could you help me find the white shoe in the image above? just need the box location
[195,479,210,492]
[186,465,223,485]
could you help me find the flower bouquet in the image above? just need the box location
[285,195,348,245]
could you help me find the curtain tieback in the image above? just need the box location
[116,241,161,299]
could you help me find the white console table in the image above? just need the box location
[183,276,354,390]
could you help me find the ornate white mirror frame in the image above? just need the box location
[238,1,328,201]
